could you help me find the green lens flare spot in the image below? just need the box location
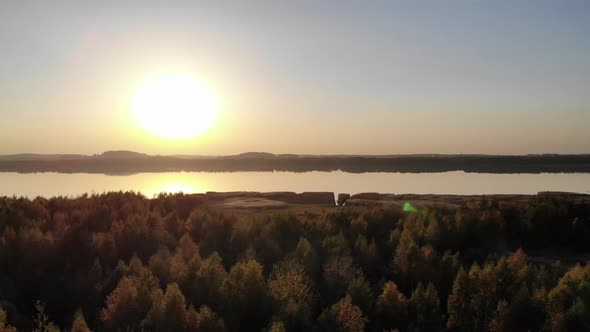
[403,202,418,213]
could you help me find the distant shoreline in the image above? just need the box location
[1,152,590,174]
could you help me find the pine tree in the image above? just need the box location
[70,309,91,332]
[447,268,471,331]
[186,306,226,332]
[293,237,320,279]
[410,282,444,332]
[318,296,367,332]
[347,274,373,314]
[268,261,315,330]
[221,259,271,331]
[375,281,408,330]
[268,321,286,332]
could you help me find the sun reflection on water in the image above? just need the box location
[142,173,205,197]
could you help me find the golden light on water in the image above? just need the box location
[130,173,204,197]
[131,74,218,139]
[155,181,198,195]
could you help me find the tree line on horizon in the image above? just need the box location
[1,192,590,331]
[2,154,590,174]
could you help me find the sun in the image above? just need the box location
[131,74,218,139]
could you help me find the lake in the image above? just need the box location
[1,171,589,198]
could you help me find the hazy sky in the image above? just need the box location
[1,1,589,155]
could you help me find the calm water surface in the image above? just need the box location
[1,171,590,198]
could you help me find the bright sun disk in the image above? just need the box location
[132,74,217,139]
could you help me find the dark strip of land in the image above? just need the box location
[1,153,590,174]
[159,191,590,209]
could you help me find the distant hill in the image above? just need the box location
[0,151,149,161]
[222,152,277,159]
[0,154,87,161]
[277,154,300,159]
[96,151,149,159]
[170,155,215,159]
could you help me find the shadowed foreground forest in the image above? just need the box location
[1,192,590,331]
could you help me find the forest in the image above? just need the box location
[1,192,590,331]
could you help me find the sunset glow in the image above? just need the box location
[2,3,590,331]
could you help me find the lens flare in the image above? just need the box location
[403,202,419,213]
